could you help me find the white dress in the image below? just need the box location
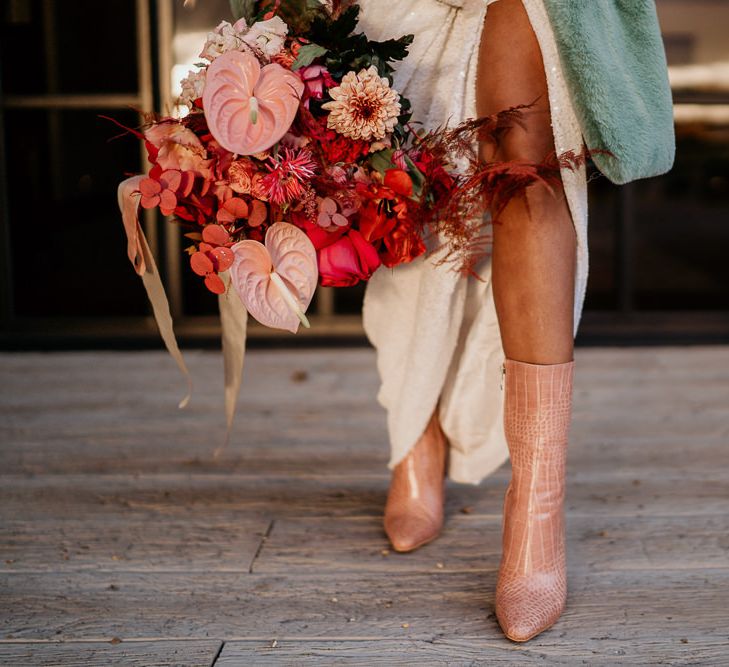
[357,0,589,484]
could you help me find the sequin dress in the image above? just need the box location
[357,0,589,484]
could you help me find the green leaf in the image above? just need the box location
[291,43,329,70]
[403,154,425,199]
[229,0,256,22]
[368,148,395,175]
[308,5,360,47]
[369,35,413,63]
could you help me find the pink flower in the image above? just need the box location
[318,230,381,287]
[145,122,213,180]
[145,122,202,151]
[227,159,256,195]
[391,149,408,170]
[179,69,206,109]
[156,143,213,180]
[199,20,242,61]
[325,165,348,184]
[299,65,336,108]
[241,16,288,58]
[262,148,316,205]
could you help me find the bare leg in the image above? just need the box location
[477,0,576,364]
[385,0,577,556]
[476,0,577,642]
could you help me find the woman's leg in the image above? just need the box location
[477,0,577,642]
[477,0,576,364]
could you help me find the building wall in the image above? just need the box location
[0,0,727,346]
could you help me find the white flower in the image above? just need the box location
[199,21,241,61]
[178,69,206,108]
[241,16,288,58]
[321,66,401,141]
[198,16,288,62]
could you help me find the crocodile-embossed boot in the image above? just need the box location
[384,411,448,553]
[495,357,574,641]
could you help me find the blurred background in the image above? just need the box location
[0,0,727,349]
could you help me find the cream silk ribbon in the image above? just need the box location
[216,270,248,456]
[117,177,248,450]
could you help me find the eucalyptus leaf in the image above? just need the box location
[404,154,425,199]
[292,43,329,70]
[369,148,395,175]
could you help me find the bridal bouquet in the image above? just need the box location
[113,0,589,444]
[117,0,583,334]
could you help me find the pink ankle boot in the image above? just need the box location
[495,357,574,641]
[384,412,448,552]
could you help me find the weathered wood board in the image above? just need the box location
[0,640,221,667]
[1,347,729,664]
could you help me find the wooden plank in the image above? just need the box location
[3,427,727,477]
[1,347,728,662]
[251,514,729,575]
[0,640,221,667]
[4,475,727,574]
[216,636,729,666]
[1,473,727,524]
[2,570,729,642]
[0,516,271,573]
[2,347,729,476]
[0,349,386,477]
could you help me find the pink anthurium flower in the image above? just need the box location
[202,50,304,155]
[230,222,317,333]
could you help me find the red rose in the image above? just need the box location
[318,230,381,287]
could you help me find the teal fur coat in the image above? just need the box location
[543,0,675,184]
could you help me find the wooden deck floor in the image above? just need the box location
[1,346,728,665]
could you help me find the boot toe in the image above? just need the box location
[495,578,566,642]
[384,513,441,552]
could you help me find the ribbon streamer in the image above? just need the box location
[117,177,193,410]
[215,271,249,458]
[117,177,250,453]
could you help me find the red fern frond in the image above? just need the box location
[406,102,608,275]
